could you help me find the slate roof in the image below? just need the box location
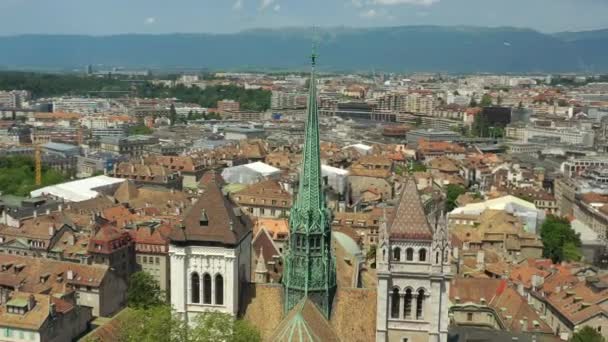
[388,177,433,240]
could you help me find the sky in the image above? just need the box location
[0,0,607,35]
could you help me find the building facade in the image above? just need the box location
[376,178,452,342]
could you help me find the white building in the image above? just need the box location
[376,178,452,342]
[30,175,125,202]
[169,180,252,322]
[221,162,281,185]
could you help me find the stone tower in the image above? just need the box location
[376,178,452,342]
[282,49,337,318]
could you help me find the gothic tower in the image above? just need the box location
[282,50,337,318]
[376,178,452,342]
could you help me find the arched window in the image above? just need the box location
[416,289,425,320]
[419,248,427,262]
[215,274,224,305]
[404,289,413,319]
[191,273,200,303]
[203,273,212,304]
[393,247,401,261]
[390,288,400,319]
[436,251,440,264]
[406,248,414,261]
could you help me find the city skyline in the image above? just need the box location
[0,0,607,35]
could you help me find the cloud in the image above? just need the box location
[260,0,274,9]
[373,0,439,5]
[360,9,378,18]
[273,4,281,11]
[351,0,364,8]
[233,0,243,10]
[144,17,156,24]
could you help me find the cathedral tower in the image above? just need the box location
[282,50,337,318]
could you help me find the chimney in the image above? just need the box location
[49,303,56,317]
[45,208,50,215]
[67,270,74,280]
[476,250,485,270]
[58,204,63,211]
[27,294,36,311]
[33,210,37,218]
[48,224,55,236]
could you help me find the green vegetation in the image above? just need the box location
[445,184,466,212]
[127,272,165,309]
[127,124,153,136]
[139,83,271,112]
[471,114,504,138]
[118,273,261,342]
[570,326,605,342]
[541,215,582,263]
[395,162,426,176]
[0,71,130,98]
[480,94,493,107]
[0,156,67,196]
[0,72,271,112]
[118,306,260,342]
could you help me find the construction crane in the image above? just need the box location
[34,143,42,186]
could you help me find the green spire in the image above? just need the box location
[282,47,336,319]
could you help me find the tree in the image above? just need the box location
[190,312,261,342]
[169,103,177,126]
[471,113,490,137]
[570,326,606,342]
[496,95,503,106]
[541,215,582,263]
[480,94,493,107]
[128,124,153,135]
[469,98,478,107]
[445,184,466,212]
[127,272,164,309]
[0,155,68,196]
[119,306,187,342]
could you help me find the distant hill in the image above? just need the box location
[1,26,607,73]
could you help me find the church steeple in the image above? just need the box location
[282,48,336,318]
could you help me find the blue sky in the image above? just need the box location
[0,0,606,35]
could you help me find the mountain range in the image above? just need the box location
[1,26,608,73]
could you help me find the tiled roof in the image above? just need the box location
[169,181,251,246]
[114,180,139,203]
[0,292,73,330]
[388,177,433,240]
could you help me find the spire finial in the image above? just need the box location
[311,26,319,67]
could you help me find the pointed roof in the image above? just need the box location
[255,247,268,274]
[169,180,251,246]
[270,299,340,342]
[388,177,433,240]
[113,180,139,203]
[292,46,324,216]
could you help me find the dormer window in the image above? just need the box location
[200,209,209,226]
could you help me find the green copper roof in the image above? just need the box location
[282,49,336,319]
[270,299,339,342]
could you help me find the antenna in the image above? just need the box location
[311,26,320,67]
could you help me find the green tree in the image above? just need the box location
[471,113,490,137]
[169,104,178,126]
[119,306,187,342]
[480,94,493,107]
[0,155,67,196]
[190,312,261,342]
[541,215,582,263]
[570,326,606,342]
[469,98,478,107]
[127,272,164,309]
[128,124,153,135]
[366,244,377,262]
[445,184,466,212]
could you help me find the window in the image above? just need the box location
[406,248,414,261]
[467,312,473,321]
[203,274,212,304]
[393,247,401,261]
[215,274,224,305]
[435,251,439,264]
[191,273,200,303]
[404,289,413,319]
[416,289,425,320]
[155,257,160,265]
[390,288,400,319]
[419,249,427,262]
[19,331,24,339]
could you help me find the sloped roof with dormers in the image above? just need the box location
[388,177,433,241]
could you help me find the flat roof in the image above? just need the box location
[30,175,125,202]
